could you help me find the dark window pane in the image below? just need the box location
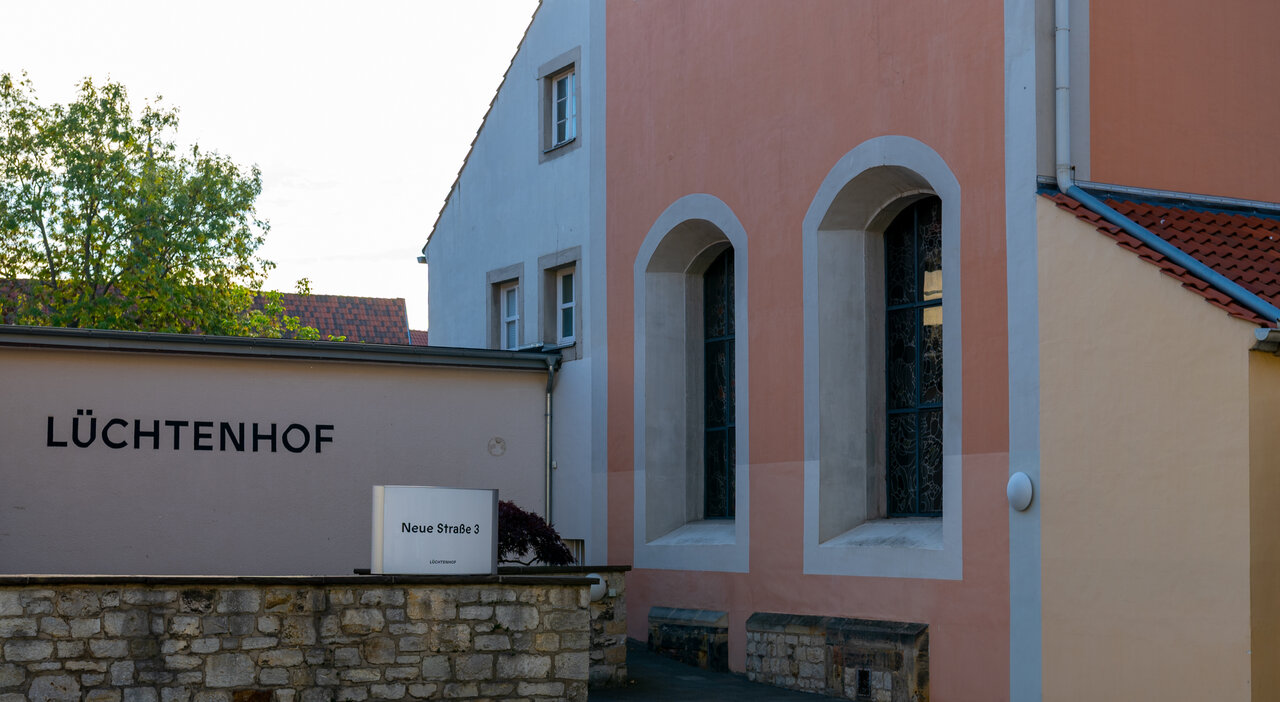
[885,216,915,306]
[887,414,917,515]
[918,199,942,301]
[884,197,943,517]
[920,306,943,405]
[704,249,732,339]
[704,248,735,519]
[886,309,917,410]
[725,426,736,518]
[918,410,943,514]
[705,429,731,518]
[705,339,731,427]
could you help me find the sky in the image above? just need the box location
[0,0,539,330]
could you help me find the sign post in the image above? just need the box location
[371,485,498,575]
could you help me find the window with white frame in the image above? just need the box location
[550,68,576,148]
[556,268,575,344]
[499,281,520,350]
[537,48,581,161]
[539,247,581,358]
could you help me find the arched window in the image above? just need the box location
[703,248,735,518]
[633,194,750,573]
[884,197,943,516]
[801,136,961,579]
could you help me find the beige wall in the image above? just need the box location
[1037,198,1256,700]
[0,346,548,575]
[1250,352,1280,700]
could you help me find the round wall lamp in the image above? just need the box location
[1007,472,1034,511]
[587,573,607,602]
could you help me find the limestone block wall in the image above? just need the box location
[646,607,729,672]
[0,575,598,702]
[498,566,629,687]
[745,613,929,702]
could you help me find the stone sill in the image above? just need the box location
[648,520,736,546]
[821,517,943,550]
[0,573,596,587]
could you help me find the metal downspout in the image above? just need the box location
[544,357,560,523]
[1052,0,1280,325]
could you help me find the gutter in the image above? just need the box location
[0,325,561,371]
[544,356,561,524]
[1051,0,1280,327]
[1253,327,1280,354]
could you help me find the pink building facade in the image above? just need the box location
[606,2,1009,698]
[426,1,1280,699]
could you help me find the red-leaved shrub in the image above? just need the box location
[498,500,575,566]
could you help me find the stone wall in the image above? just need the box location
[498,566,628,687]
[646,607,728,672]
[745,613,929,702]
[0,575,600,702]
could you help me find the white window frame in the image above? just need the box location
[550,69,577,148]
[499,280,520,350]
[539,246,581,360]
[556,268,576,345]
[486,262,525,351]
[537,47,582,162]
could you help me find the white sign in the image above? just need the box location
[371,485,498,575]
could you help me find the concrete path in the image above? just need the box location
[591,640,846,701]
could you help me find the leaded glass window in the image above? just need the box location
[704,248,735,519]
[885,197,943,517]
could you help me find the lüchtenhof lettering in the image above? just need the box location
[45,408,334,453]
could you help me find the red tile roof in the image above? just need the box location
[266,293,410,344]
[1044,192,1280,326]
[409,329,429,346]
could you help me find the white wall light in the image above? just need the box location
[1007,472,1034,512]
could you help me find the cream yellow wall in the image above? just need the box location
[1250,352,1280,700]
[1036,198,1257,700]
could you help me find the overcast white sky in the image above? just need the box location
[0,0,539,330]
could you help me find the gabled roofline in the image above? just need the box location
[1042,184,1280,327]
[422,1,543,255]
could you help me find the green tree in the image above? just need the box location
[0,73,317,337]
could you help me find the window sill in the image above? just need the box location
[542,136,577,155]
[648,519,736,546]
[821,517,942,551]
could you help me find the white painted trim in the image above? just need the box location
[586,0,608,567]
[1007,0,1044,697]
[633,193,750,573]
[801,135,963,580]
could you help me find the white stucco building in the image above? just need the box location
[421,0,607,563]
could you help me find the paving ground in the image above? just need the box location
[591,640,846,701]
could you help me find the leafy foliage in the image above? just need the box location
[497,500,575,566]
[0,72,316,336]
